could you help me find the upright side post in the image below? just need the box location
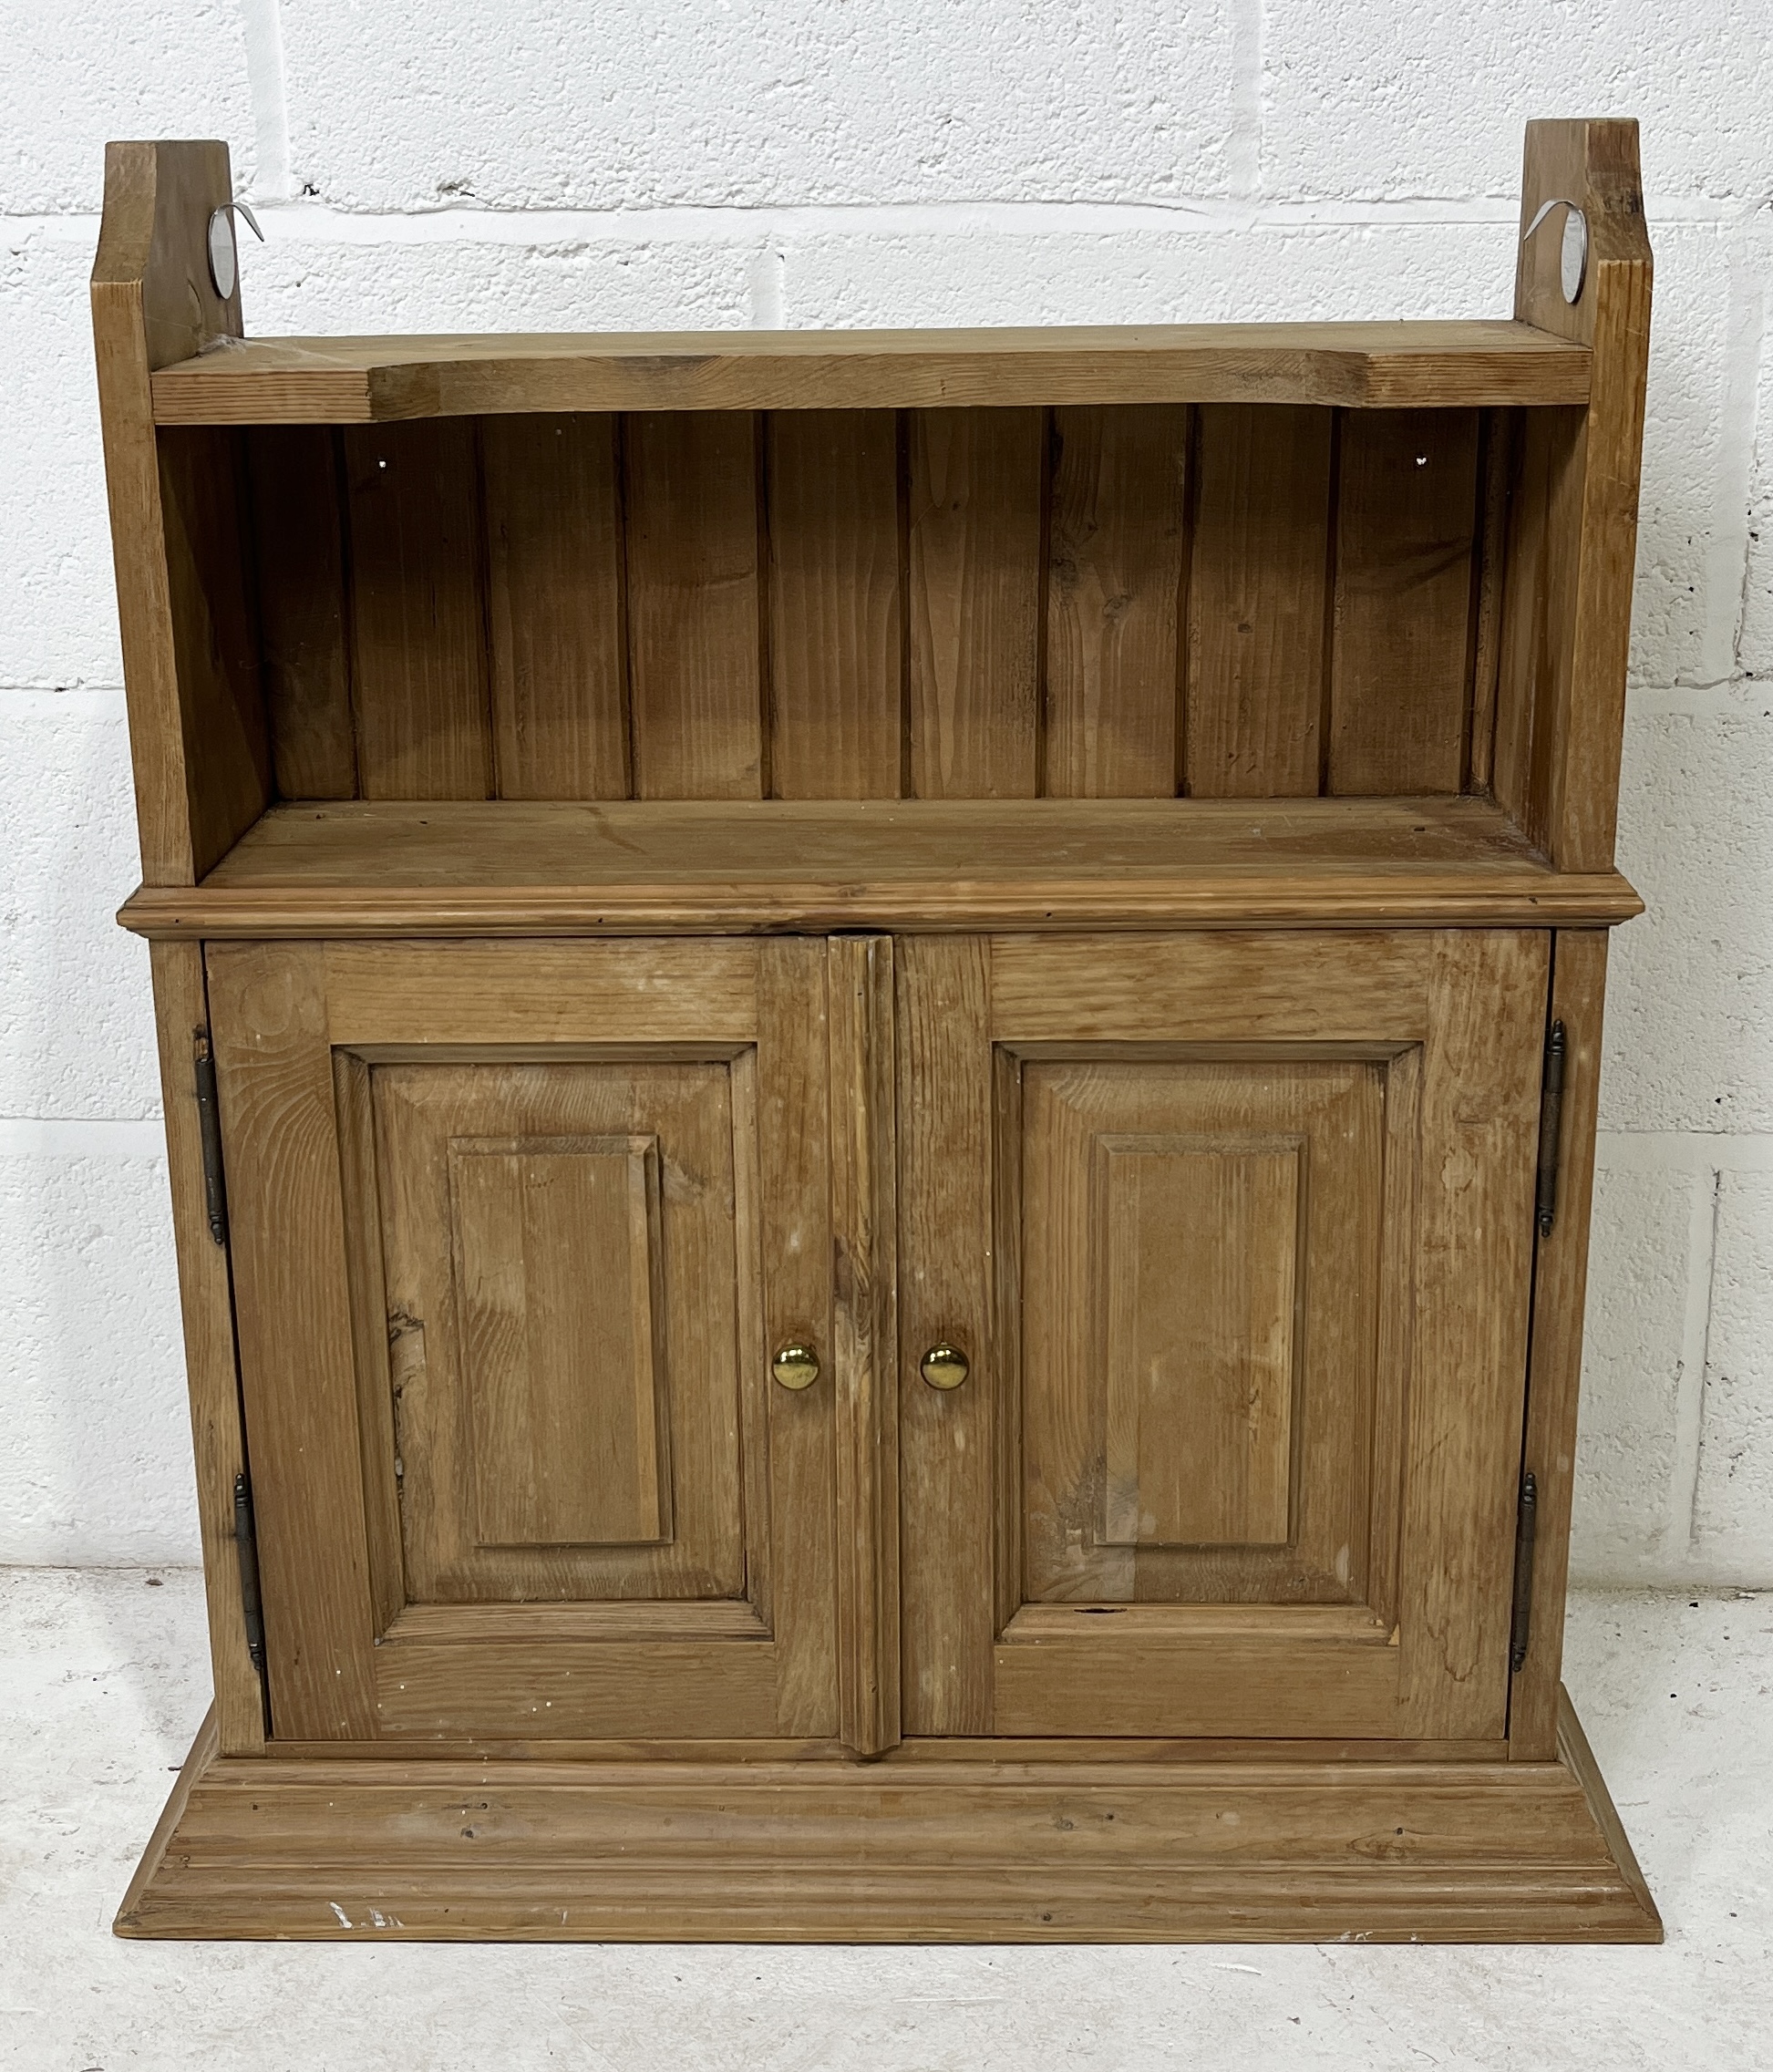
[1510,931,1609,1760]
[1492,118,1653,873]
[150,943,266,1755]
[91,139,267,885]
[94,146,269,1752]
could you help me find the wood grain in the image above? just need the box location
[1328,408,1480,795]
[1185,405,1333,798]
[449,1134,668,1549]
[205,942,380,1739]
[1395,930,1547,1738]
[766,412,903,798]
[245,426,357,799]
[989,1637,1401,1738]
[117,1703,1661,1943]
[1505,119,1654,869]
[624,411,765,799]
[1510,932,1608,1760]
[829,936,900,1755]
[147,320,1595,424]
[1466,408,1515,793]
[1491,406,1572,827]
[321,939,758,1046]
[978,930,1544,1743]
[896,937,995,1735]
[370,1059,742,1605]
[148,943,264,1755]
[259,1729,1488,1763]
[206,938,849,1743]
[381,1602,767,1642]
[155,427,273,874]
[1558,1685,1660,1929]
[989,930,1431,1044]
[907,408,1044,798]
[123,791,1639,934]
[373,1640,782,1738]
[758,940,840,1737]
[482,413,630,799]
[92,140,244,881]
[1045,405,1189,796]
[1015,1055,1384,1614]
[1099,1130,1300,1547]
[343,420,491,799]
[331,1052,406,1636]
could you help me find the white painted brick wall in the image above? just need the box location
[1693,1171,1773,1578]
[0,3,1768,1581]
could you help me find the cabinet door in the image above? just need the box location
[899,931,1548,1746]
[207,939,840,1745]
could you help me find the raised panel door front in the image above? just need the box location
[1020,1057,1383,1605]
[898,930,1548,1746]
[372,1063,738,1604]
[206,938,846,1746]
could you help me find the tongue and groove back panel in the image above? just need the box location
[225,403,1510,808]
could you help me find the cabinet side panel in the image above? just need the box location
[343,420,493,800]
[1511,119,1653,871]
[483,414,631,800]
[1328,409,1479,797]
[157,427,273,874]
[1541,306,1649,868]
[897,936,995,1735]
[149,942,263,1756]
[1491,408,1583,844]
[92,139,242,882]
[907,408,1044,799]
[1045,405,1189,798]
[1185,404,1333,799]
[246,427,358,800]
[766,411,903,799]
[1464,408,1514,795]
[625,412,765,799]
[1510,932,1608,1760]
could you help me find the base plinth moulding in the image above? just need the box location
[119,1690,1659,1944]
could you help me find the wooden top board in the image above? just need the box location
[149,321,1592,423]
[117,795,1642,936]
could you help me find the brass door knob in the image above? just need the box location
[772,1343,820,1392]
[920,1343,970,1391]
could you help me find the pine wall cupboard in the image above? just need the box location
[95,119,1659,1941]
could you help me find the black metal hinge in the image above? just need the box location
[233,1470,266,1675]
[193,1031,229,1247]
[1534,1020,1567,1239]
[1509,1470,1539,1673]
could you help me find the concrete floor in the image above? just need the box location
[1,1572,1768,2072]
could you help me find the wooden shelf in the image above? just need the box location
[118,796,1641,938]
[148,320,1592,424]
